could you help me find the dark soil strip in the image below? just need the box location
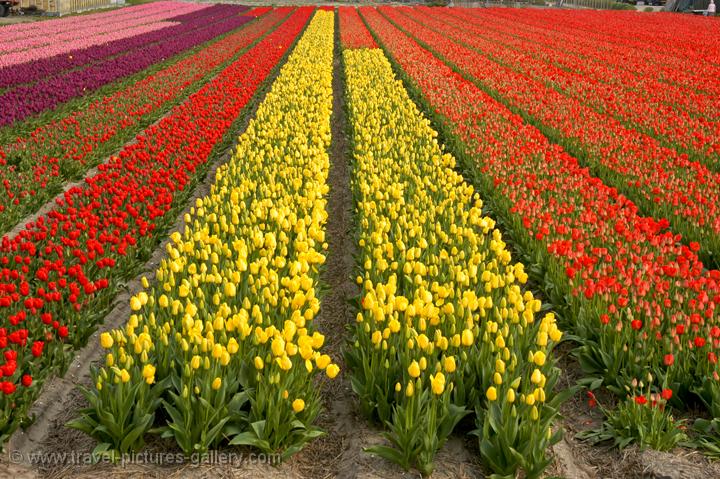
[290,14,363,479]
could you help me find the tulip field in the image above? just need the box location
[1,3,720,478]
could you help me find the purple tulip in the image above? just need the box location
[0,5,208,55]
[0,5,249,87]
[0,5,250,127]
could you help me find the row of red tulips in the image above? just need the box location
[0,8,291,237]
[477,9,720,102]
[339,6,376,49]
[380,7,720,268]
[432,8,720,169]
[493,9,720,73]
[453,8,720,122]
[358,5,720,419]
[0,6,312,445]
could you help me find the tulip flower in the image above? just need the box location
[292,399,305,413]
[344,44,561,477]
[63,8,320,460]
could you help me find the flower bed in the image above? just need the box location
[0,6,312,448]
[360,4,720,448]
[0,5,250,127]
[71,9,337,460]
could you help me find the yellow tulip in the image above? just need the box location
[191,355,201,370]
[443,356,456,373]
[486,386,497,401]
[254,356,264,370]
[100,332,113,349]
[220,351,230,366]
[406,382,415,397]
[549,327,562,342]
[129,296,142,311]
[461,329,474,347]
[326,364,340,379]
[292,399,305,413]
[142,364,156,385]
[212,344,223,359]
[316,354,331,369]
[430,372,445,395]
[408,360,421,378]
[271,337,286,357]
[277,355,292,371]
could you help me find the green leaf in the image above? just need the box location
[281,443,304,461]
[91,443,113,460]
[303,428,325,440]
[65,417,96,436]
[119,415,152,453]
[228,431,271,452]
[223,424,247,437]
[364,445,408,469]
[250,420,267,439]
[206,417,231,446]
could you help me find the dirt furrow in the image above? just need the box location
[287,13,366,478]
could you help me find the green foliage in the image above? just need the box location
[471,365,572,479]
[67,367,169,460]
[366,384,468,476]
[229,369,325,461]
[578,389,686,451]
[155,368,248,456]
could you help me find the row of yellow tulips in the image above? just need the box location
[343,48,565,478]
[70,10,339,460]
